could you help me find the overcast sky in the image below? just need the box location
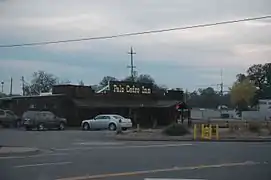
[0,0,271,94]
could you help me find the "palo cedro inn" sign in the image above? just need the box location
[109,81,152,94]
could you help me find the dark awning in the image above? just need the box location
[73,99,180,108]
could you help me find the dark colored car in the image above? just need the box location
[0,109,21,128]
[22,110,67,131]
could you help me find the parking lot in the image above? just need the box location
[0,128,271,180]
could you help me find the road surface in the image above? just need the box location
[0,129,270,180]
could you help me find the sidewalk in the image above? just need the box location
[115,129,271,142]
[0,146,40,157]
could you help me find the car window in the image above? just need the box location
[0,110,5,116]
[95,115,102,119]
[22,111,35,119]
[41,112,54,119]
[112,115,123,119]
[6,111,15,116]
[95,115,109,120]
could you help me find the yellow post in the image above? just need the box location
[193,124,197,140]
[201,124,204,139]
[216,124,219,140]
[209,124,212,139]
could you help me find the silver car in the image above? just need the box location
[81,114,133,131]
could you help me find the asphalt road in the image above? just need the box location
[0,129,271,180]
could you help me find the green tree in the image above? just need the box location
[247,63,271,99]
[78,80,84,86]
[23,71,59,95]
[137,74,155,84]
[123,76,135,82]
[198,87,220,108]
[99,76,118,87]
[236,73,247,83]
[230,78,257,110]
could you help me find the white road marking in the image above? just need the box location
[145,179,205,180]
[57,161,260,180]
[55,143,193,151]
[0,153,69,160]
[73,142,124,146]
[13,161,72,168]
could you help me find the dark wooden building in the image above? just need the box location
[0,82,186,127]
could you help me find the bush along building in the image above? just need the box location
[0,81,189,127]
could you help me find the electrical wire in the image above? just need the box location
[0,15,270,48]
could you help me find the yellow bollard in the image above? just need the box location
[193,124,197,140]
[209,124,212,139]
[201,124,204,139]
[216,124,219,140]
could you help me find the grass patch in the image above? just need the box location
[162,123,190,136]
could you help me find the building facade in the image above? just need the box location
[0,82,188,127]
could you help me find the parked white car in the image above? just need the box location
[81,114,133,131]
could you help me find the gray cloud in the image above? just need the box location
[0,0,271,93]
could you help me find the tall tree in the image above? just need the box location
[78,80,85,86]
[123,76,135,82]
[230,78,257,110]
[246,63,271,103]
[99,76,118,87]
[24,71,59,95]
[236,73,247,83]
[137,74,155,84]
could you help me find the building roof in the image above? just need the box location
[0,94,65,101]
[73,99,180,108]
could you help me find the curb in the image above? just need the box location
[115,136,271,142]
[0,146,41,157]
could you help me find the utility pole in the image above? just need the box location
[21,76,25,96]
[127,47,136,81]
[219,69,224,96]
[9,77,13,96]
[1,81,4,93]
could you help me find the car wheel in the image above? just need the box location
[82,123,90,130]
[122,127,127,131]
[108,123,117,131]
[37,123,45,131]
[59,122,65,130]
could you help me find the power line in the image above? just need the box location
[0,15,270,48]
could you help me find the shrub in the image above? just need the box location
[248,122,261,133]
[162,123,190,136]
